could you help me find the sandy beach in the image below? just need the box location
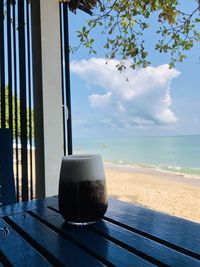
[104,163,200,223]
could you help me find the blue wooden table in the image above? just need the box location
[0,196,200,266]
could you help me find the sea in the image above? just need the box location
[74,135,200,178]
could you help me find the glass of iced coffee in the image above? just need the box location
[58,154,108,225]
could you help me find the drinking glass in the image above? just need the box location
[58,154,108,225]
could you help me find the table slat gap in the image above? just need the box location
[90,220,200,266]
[47,202,200,264]
[0,218,52,266]
[2,197,198,266]
[104,216,200,260]
[108,199,200,255]
[0,251,12,267]
[47,205,60,213]
[3,216,65,267]
[30,208,155,267]
[90,223,169,267]
[6,213,106,267]
[27,210,114,267]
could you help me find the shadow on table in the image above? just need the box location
[61,220,109,259]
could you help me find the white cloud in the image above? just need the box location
[89,92,112,107]
[71,58,180,127]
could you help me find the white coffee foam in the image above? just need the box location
[60,154,105,183]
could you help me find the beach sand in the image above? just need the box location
[104,163,200,223]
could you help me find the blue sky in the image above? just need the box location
[68,5,200,139]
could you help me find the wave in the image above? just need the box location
[104,160,200,180]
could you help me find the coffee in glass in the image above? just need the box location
[59,154,108,225]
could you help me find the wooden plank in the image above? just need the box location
[31,207,155,267]
[0,218,51,266]
[0,197,56,218]
[48,197,200,260]
[47,197,200,257]
[91,219,200,267]
[6,212,105,267]
[106,199,200,258]
[4,196,200,265]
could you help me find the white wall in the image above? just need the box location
[40,0,64,196]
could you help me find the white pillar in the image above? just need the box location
[32,0,64,197]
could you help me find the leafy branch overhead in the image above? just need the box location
[60,0,100,13]
[63,0,200,69]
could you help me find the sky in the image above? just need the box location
[68,4,200,139]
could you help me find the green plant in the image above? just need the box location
[0,86,34,138]
[64,0,200,69]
